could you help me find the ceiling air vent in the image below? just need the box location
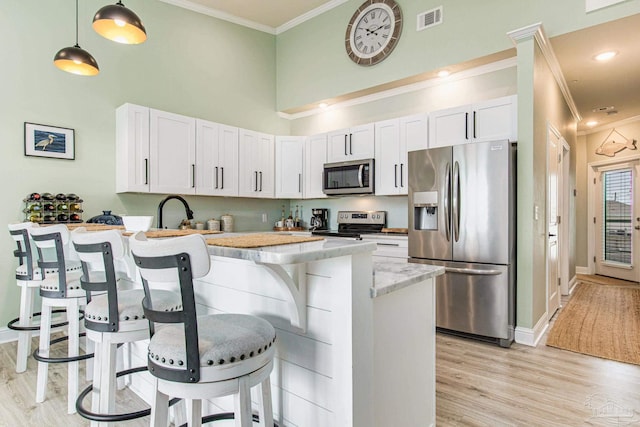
[417,6,443,31]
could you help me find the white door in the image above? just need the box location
[547,129,561,318]
[594,161,640,282]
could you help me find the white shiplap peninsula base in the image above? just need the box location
[126,238,443,427]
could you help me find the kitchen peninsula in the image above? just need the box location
[127,235,442,427]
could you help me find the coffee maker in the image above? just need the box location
[310,208,328,231]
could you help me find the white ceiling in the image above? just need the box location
[161,1,639,132]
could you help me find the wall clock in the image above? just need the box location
[345,0,403,66]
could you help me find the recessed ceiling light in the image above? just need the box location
[586,121,598,127]
[594,51,617,61]
[437,70,450,78]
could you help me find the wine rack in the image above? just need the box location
[23,192,84,224]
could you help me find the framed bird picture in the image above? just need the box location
[24,122,75,160]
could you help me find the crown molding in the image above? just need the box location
[277,57,517,120]
[158,0,349,35]
[158,0,276,34]
[507,22,582,123]
[276,0,349,34]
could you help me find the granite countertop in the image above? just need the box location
[206,235,377,264]
[371,260,444,298]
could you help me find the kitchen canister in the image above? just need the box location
[220,214,234,232]
[207,218,220,231]
[195,221,205,230]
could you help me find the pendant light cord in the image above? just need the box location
[75,0,79,47]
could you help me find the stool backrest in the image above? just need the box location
[71,228,126,332]
[8,222,39,280]
[129,231,210,383]
[28,224,76,298]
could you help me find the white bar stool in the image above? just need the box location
[28,224,91,414]
[7,222,44,373]
[129,232,277,427]
[71,227,182,426]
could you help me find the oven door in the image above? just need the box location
[323,159,374,195]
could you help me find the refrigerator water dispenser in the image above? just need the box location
[413,191,438,230]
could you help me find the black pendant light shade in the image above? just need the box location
[93,1,147,44]
[54,45,100,76]
[54,0,99,76]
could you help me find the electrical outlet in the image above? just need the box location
[261,213,267,223]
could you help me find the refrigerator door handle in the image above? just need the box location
[444,162,451,242]
[445,267,502,276]
[453,160,460,242]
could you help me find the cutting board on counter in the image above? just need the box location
[137,229,223,238]
[380,228,408,234]
[206,233,323,248]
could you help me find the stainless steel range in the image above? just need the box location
[311,210,386,238]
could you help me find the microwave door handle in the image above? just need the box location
[444,162,451,242]
[358,164,364,187]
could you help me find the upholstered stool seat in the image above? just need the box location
[130,231,277,427]
[148,313,276,381]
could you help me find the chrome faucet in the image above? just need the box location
[157,195,194,229]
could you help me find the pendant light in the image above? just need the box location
[93,1,147,44]
[53,0,99,76]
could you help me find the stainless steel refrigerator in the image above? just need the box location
[408,140,516,347]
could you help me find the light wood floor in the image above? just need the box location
[2,300,640,426]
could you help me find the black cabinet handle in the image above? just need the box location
[214,166,218,189]
[344,135,348,155]
[220,167,224,189]
[192,164,195,188]
[144,158,148,185]
[349,133,353,154]
[473,111,477,139]
[394,164,398,187]
[465,112,469,140]
[259,171,263,191]
[400,163,404,187]
[254,171,258,191]
[298,173,301,192]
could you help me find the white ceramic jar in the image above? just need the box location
[207,219,220,231]
[220,214,233,232]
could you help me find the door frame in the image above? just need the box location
[559,140,571,295]
[546,123,564,318]
[587,155,640,276]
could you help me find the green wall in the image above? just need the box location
[276,0,639,111]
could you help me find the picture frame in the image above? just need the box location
[24,122,75,160]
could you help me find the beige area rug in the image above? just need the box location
[546,280,640,365]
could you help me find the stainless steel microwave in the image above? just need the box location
[323,158,374,195]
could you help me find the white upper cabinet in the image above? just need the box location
[239,129,275,198]
[401,113,428,152]
[149,109,196,195]
[375,114,427,196]
[304,133,328,199]
[195,120,238,197]
[327,123,375,163]
[275,136,304,199]
[429,95,517,148]
[116,103,150,193]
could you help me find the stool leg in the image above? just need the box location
[35,301,52,403]
[185,399,202,427]
[256,376,274,427]
[150,378,169,427]
[90,339,103,427]
[98,338,117,417]
[67,299,80,414]
[16,284,36,373]
[234,376,252,427]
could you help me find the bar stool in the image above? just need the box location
[7,221,42,373]
[70,227,182,425]
[28,224,92,414]
[129,232,277,427]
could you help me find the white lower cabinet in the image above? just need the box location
[275,136,304,199]
[361,234,408,259]
[239,129,275,198]
[195,120,238,196]
[304,133,328,199]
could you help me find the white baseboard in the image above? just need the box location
[569,275,579,294]
[576,266,590,275]
[0,327,19,344]
[514,314,548,347]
